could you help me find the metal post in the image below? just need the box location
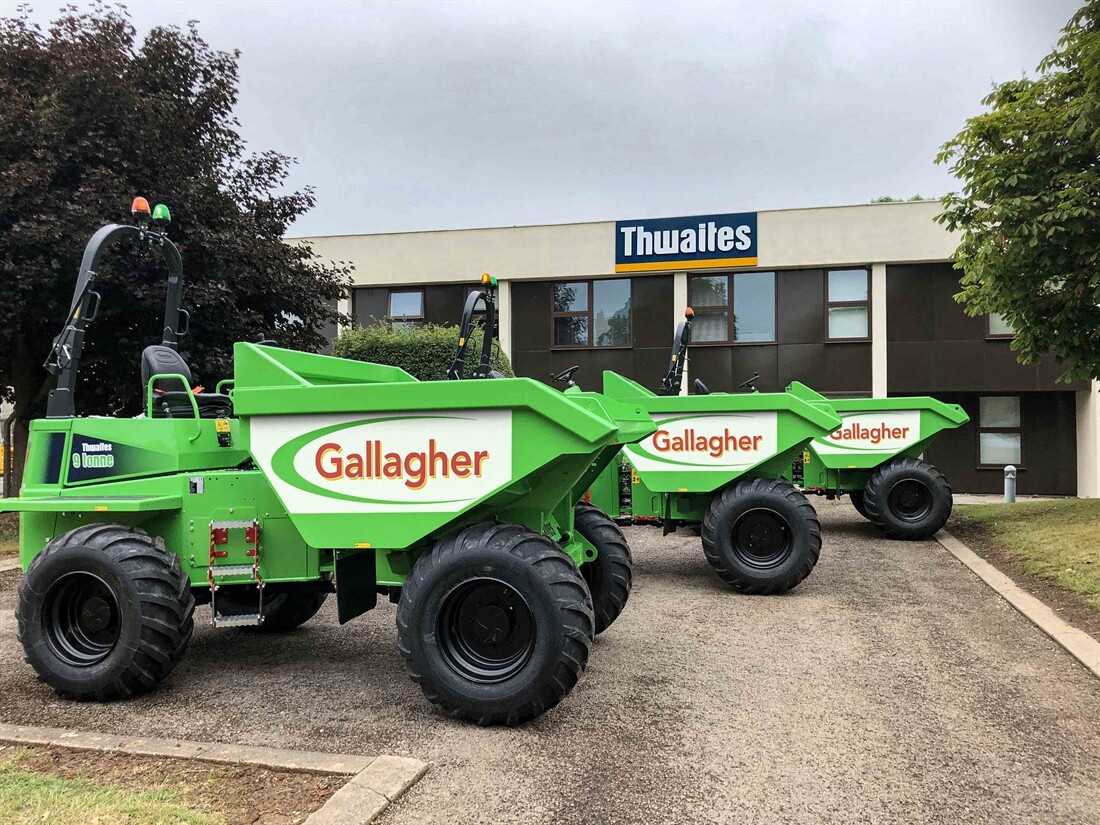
[1004,465,1017,503]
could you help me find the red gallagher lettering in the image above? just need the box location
[314,439,490,490]
[652,428,763,459]
[828,423,910,445]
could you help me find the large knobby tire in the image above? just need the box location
[863,457,953,540]
[17,524,194,701]
[849,490,869,519]
[216,584,329,633]
[396,522,594,726]
[574,503,633,635]
[701,478,821,594]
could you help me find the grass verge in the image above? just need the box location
[0,747,218,824]
[952,499,1100,611]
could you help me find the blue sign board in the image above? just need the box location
[615,212,758,273]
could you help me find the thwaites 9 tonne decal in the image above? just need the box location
[625,412,777,472]
[248,411,512,513]
[812,410,921,455]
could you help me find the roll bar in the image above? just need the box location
[44,210,185,418]
[658,308,694,396]
[445,275,497,380]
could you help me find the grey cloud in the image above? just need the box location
[20,0,1083,236]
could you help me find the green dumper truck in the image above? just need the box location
[2,203,656,725]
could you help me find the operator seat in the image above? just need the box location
[141,345,233,419]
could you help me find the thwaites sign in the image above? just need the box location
[615,212,758,273]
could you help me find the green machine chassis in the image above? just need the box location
[2,206,655,725]
[590,308,970,546]
[585,368,841,594]
[798,391,969,539]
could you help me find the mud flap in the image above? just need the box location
[662,494,674,536]
[335,549,377,624]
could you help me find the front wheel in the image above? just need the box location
[17,524,194,701]
[396,523,594,725]
[574,503,633,634]
[863,458,953,540]
[701,478,821,594]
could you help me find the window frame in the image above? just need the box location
[977,395,1025,470]
[386,289,425,322]
[687,271,778,347]
[824,268,871,342]
[550,279,633,350]
[986,312,1015,340]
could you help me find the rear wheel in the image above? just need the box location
[849,490,869,519]
[863,458,953,540]
[397,523,594,725]
[701,478,821,594]
[17,524,194,701]
[574,503,633,634]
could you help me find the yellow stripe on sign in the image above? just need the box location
[615,257,758,273]
[94,506,108,511]
[354,542,372,549]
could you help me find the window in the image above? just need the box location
[689,272,776,344]
[826,269,869,340]
[979,396,1022,467]
[388,290,423,320]
[552,279,631,348]
[987,312,1014,338]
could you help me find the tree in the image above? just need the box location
[0,3,351,493]
[869,195,932,203]
[936,1,1100,382]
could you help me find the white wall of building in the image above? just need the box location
[294,201,956,287]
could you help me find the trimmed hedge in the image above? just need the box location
[333,321,514,381]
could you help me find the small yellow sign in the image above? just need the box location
[215,419,231,433]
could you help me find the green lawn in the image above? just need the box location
[953,499,1100,611]
[0,512,16,558]
[0,748,219,824]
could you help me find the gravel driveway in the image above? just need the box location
[2,499,1099,824]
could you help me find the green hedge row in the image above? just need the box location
[333,321,514,381]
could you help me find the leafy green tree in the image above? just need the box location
[869,195,932,203]
[0,3,350,492]
[936,1,1100,381]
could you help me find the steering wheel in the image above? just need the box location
[551,366,581,388]
[737,372,759,391]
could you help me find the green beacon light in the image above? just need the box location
[152,203,171,225]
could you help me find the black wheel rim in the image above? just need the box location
[730,508,793,570]
[43,572,122,667]
[438,578,535,684]
[887,479,934,522]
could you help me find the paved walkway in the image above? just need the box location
[1,500,1098,824]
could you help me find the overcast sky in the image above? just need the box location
[20,0,1084,237]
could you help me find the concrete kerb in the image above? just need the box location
[935,529,1100,679]
[0,722,428,824]
[0,559,19,573]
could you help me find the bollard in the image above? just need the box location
[1004,464,1017,503]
